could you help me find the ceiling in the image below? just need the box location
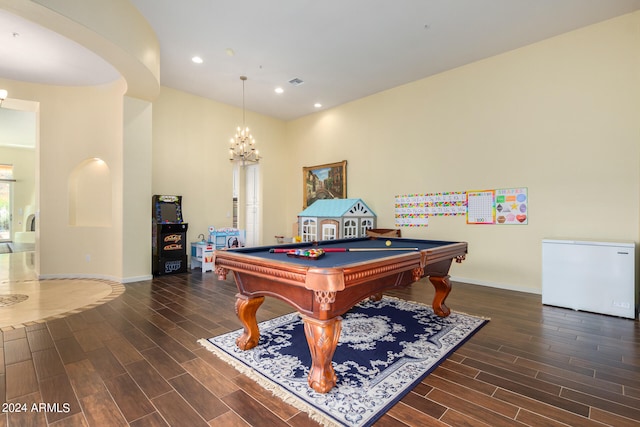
[1,0,640,122]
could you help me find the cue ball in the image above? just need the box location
[385,240,392,246]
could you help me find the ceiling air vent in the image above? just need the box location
[288,78,304,86]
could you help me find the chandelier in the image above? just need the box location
[229,76,259,164]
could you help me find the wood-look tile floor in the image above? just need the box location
[1,264,639,426]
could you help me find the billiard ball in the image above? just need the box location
[385,240,392,246]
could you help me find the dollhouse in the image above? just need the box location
[297,198,376,242]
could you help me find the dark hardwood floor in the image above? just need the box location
[1,271,639,426]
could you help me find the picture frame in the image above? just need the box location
[302,160,347,208]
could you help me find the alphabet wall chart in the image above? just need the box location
[394,194,430,227]
[394,192,467,227]
[394,187,527,227]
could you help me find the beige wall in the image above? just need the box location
[0,77,133,280]
[123,96,153,281]
[151,87,290,246]
[285,12,640,293]
[40,80,127,279]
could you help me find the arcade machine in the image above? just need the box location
[152,195,188,276]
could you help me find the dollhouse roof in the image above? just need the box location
[298,198,376,218]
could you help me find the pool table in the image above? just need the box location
[214,236,467,393]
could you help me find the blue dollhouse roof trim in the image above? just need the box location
[298,198,375,217]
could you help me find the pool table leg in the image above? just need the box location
[428,275,452,317]
[235,294,265,350]
[369,292,383,301]
[301,315,342,393]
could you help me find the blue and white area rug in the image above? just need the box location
[199,296,488,427]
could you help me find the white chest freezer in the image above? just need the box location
[542,239,637,319]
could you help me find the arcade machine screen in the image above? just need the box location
[152,195,188,276]
[159,204,179,223]
[154,195,184,223]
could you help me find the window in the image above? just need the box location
[322,224,336,240]
[0,164,13,180]
[232,164,239,228]
[232,197,238,228]
[360,219,374,237]
[302,219,317,242]
[344,219,357,238]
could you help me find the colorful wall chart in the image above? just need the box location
[394,192,467,227]
[495,188,528,224]
[466,190,495,224]
[395,188,527,227]
[394,194,429,227]
[424,192,467,216]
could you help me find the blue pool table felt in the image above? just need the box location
[226,238,456,268]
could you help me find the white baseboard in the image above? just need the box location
[451,276,541,295]
[121,275,153,283]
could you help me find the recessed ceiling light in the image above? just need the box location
[275,87,284,94]
[225,48,235,57]
[192,56,203,64]
[314,103,322,108]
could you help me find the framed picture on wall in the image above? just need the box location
[302,160,347,208]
